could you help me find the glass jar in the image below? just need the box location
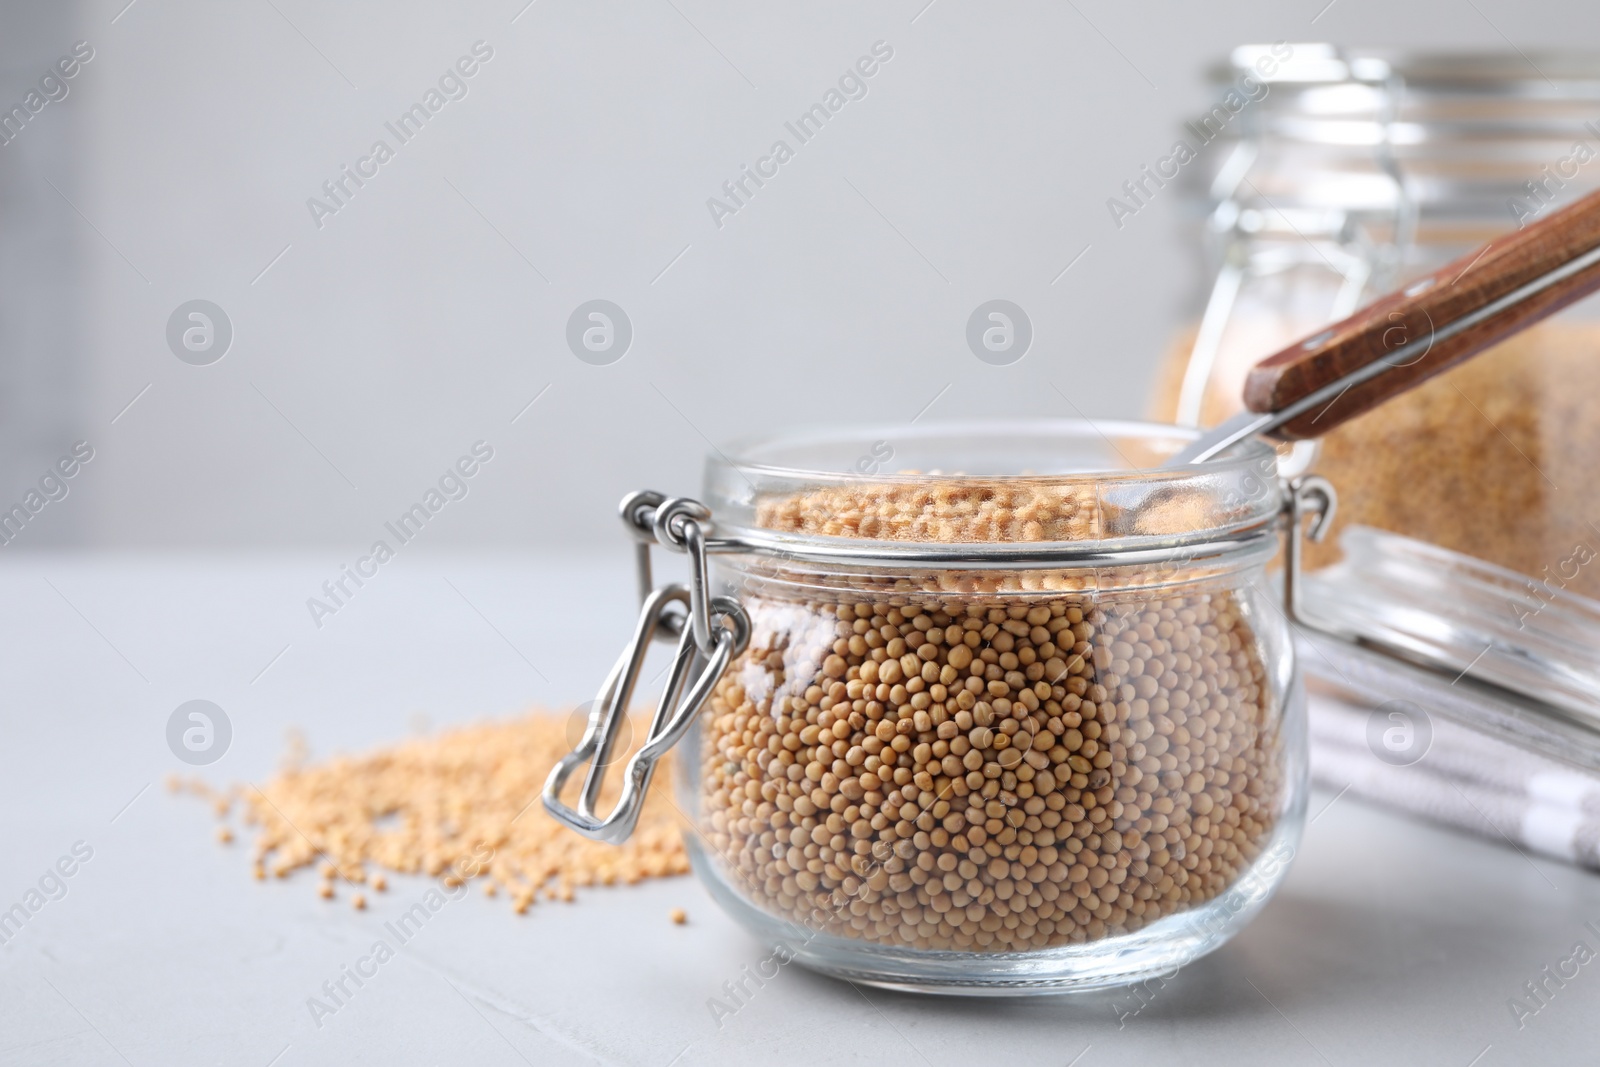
[547,420,1315,993]
[1154,45,1600,750]
[1159,44,1600,592]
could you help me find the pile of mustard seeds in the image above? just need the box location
[697,484,1284,954]
[757,481,1098,543]
[179,712,688,912]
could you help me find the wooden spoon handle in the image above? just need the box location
[1243,185,1600,440]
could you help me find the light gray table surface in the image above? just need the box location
[2,552,1596,1066]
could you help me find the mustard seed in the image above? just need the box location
[699,482,1285,953]
[192,713,689,910]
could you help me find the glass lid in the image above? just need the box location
[1302,524,1600,728]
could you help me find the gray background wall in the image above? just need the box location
[3,0,1596,551]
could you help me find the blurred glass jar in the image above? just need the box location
[547,421,1311,993]
[1155,45,1600,596]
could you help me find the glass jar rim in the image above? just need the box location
[701,418,1283,565]
[1218,44,1600,90]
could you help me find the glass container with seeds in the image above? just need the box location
[1157,45,1600,752]
[546,421,1313,993]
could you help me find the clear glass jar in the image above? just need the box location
[1150,46,1600,748]
[1158,45,1600,594]
[654,420,1308,993]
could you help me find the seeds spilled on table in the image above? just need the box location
[175,712,689,912]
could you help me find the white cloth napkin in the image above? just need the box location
[1309,693,1600,869]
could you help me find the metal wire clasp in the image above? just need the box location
[542,491,750,843]
[1282,474,1337,624]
